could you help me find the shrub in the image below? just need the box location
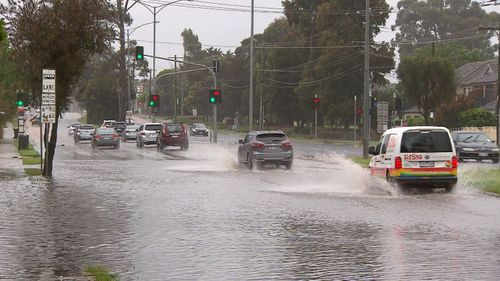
[459,109,496,127]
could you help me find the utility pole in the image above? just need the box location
[362,0,371,158]
[249,0,254,132]
[479,25,500,145]
[354,95,357,142]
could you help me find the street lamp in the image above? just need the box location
[137,0,193,98]
[127,21,158,111]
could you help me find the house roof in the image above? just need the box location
[456,60,498,86]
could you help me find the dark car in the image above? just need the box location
[189,123,209,136]
[91,127,120,149]
[451,131,499,163]
[157,123,189,150]
[74,124,95,143]
[110,121,127,135]
[238,131,293,170]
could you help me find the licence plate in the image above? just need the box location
[420,161,434,168]
[268,146,279,150]
[479,153,488,157]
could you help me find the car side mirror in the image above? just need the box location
[238,139,243,144]
[369,146,377,155]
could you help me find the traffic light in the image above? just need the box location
[149,94,159,108]
[312,95,320,109]
[371,96,378,109]
[16,92,28,107]
[135,46,144,60]
[395,96,402,111]
[209,89,221,104]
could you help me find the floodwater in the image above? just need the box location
[1,114,500,280]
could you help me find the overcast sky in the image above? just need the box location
[129,0,402,74]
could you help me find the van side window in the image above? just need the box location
[381,134,393,154]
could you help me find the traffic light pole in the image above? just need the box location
[144,54,218,143]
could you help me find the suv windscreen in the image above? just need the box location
[167,124,183,133]
[144,124,162,131]
[400,130,452,153]
[111,122,126,128]
[256,133,287,144]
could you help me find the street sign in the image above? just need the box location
[377,101,389,133]
[42,69,56,124]
[137,85,144,93]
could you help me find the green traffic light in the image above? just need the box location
[149,101,154,106]
[17,101,24,106]
[210,97,216,103]
[137,54,143,60]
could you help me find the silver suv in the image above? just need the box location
[238,131,293,169]
[136,123,162,148]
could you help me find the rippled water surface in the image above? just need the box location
[1,116,500,280]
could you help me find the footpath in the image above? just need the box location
[0,123,24,178]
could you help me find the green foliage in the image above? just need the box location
[407,116,425,126]
[85,266,118,281]
[394,0,500,58]
[459,108,496,127]
[349,156,371,168]
[414,43,488,68]
[397,56,455,124]
[435,95,475,128]
[463,168,500,194]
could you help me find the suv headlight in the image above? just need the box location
[491,147,499,152]
[462,148,475,152]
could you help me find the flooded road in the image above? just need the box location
[2,114,500,280]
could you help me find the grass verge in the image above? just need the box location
[349,156,371,168]
[85,266,118,281]
[13,139,43,176]
[463,168,500,194]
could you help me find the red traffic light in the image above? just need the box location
[152,95,159,101]
[213,90,220,96]
[313,98,320,104]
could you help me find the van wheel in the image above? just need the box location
[386,170,393,183]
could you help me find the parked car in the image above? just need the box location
[74,124,95,143]
[68,122,82,136]
[110,121,127,135]
[136,123,162,148]
[122,124,140,142]
[91,127,120,149]
[451,131,499,163]
[369,126,458,192]
[100,119,116,128]
[157,123,189,150]
[238,131,293,170]
[189,123,209,136]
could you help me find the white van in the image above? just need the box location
[369,126,458,192]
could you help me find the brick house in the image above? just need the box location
[456,59,497,112]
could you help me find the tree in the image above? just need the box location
[397,56,456,125]
[393,0,500,57]
[413,43,487,68]
[0,18,19,138]
[2,0,114,177]
[459,108,496,127]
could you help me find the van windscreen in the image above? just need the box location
[400,130,452,153]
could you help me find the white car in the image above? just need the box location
[136,123,162,148]
[67,122,82,136]
[100,119,116,128]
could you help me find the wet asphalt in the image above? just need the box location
[1,113,500,280]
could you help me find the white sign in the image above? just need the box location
[42,69,56,123]
[42,69,56,94]
[137,85,144,93]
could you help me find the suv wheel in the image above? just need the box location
[285,161,292,170]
